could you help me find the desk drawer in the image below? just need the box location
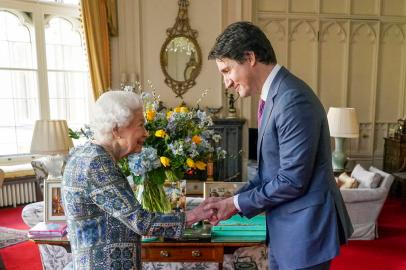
[142,246,223,262]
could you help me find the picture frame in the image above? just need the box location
[44,179,66,222]
[203,182,245,199]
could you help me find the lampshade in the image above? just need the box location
[30,120,73,155]
[327,107,359,138]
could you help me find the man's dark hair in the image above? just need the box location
[208,21,277,64]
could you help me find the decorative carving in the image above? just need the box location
[382,23,405,43]
[320,21,347,43]
[261,19,286,42]
[351,23,377,44]
[289,20,317,42]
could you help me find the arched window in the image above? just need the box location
[0,11,39,155]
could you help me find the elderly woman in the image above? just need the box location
[61,91,213,270]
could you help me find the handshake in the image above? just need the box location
[185,196,239,227]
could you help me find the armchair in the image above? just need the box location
[340,166,394,240]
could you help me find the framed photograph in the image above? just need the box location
[44,179,66,222]
[203,182,245,199]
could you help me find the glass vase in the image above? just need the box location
[135,178,172,214]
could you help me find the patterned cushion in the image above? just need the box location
[21,201,44,227]
[337,172,359,189]
[233,244,268,270]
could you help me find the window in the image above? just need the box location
[0,1,91,157]
[45,17,90,127]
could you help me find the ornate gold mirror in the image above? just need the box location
[160,0,202,98]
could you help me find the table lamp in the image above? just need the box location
[30,120,73,180]
[327,107,359,172]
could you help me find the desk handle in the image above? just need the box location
[160,250,169,257]
[192,250,201,257]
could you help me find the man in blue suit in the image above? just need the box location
[205,22,353,270]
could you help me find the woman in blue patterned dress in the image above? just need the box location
[61,91,213,270]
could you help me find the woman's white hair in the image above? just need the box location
[90,90,143,143]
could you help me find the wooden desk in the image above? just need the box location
[29,237,263,269]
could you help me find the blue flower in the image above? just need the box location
[128,147,160,175]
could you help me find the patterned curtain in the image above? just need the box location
[80,0,114,99]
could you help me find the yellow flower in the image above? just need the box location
[195,161,207,170]
[180,106,189,113]
[166,111,173,119]
[160,156,170,167]
[145,109,156,121]
[192,135,202,144]
[155,130,166,138]
[186,158,196,169]
[174,107,181,113]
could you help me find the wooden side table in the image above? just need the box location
[30,237,264,269]
[392,172,406,206]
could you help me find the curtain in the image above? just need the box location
[80,0,112,99]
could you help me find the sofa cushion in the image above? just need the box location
[351,164,382,188]
[337,172,359,189]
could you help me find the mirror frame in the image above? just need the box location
[160,0,202,98]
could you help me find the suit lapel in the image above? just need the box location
[257,67,289,161]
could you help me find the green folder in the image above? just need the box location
[211,215,266,242]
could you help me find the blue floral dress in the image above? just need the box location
[62,142,185,270]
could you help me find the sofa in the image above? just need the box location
[340,166,394,240]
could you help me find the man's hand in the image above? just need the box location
[185,199,217,227]
[203,197,238,225]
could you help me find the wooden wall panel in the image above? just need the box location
[348,22,378,123]
[320,0,348,14]
[318,20,348,110]
[257,0,286,12]
[381,0,406,16]
[351,0,379,15]
[289,0,318,13]
[288,20,318,90]
[376,23,405,122]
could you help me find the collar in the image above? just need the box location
[260,64,282,101]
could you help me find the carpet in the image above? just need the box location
[0,226,28,249]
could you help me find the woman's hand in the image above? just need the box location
[185,198,222,227]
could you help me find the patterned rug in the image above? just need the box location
[0,226,28,249]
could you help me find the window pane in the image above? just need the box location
[0,127,18,154]
[49,98,66,119]
[16,126,35,153]
[0,11,36,69]
[0,100,15,126]
[45,17,85,70]
[0,69,38,155]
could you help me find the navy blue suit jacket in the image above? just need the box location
[237,67,353,269]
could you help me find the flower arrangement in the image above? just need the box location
[69,84,226,213]
[121,87,226,212]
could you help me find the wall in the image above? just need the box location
[111,0,224,109]
[110,0,254,179]
[110,0,406,176]
[254,0,406,169]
